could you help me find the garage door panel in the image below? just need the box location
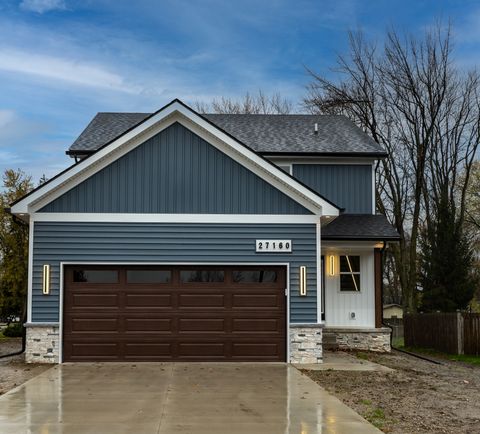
[125,293,173,308]
[178,342,226,357]
[178,294,225,308]
[232,294,281,308]
[232,342,282,358]
[178,318,225,332]
[232,318,280,333]
[124,342,172,358]
[125,318,173,332]
[70,318,119,333]
[71,293,119,308]
[69,342,120,358]
[63,265,286,362]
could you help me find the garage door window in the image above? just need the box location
[73,270,119,283]
[180,270,225,283]
[127,270,171,283]
[232,270,277,283]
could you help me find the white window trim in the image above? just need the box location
[339,254,361,293]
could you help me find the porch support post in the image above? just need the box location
[374,248,383,328]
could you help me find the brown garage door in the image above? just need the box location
[63,265,286,362]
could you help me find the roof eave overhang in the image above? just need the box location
[11,100,340,217]
[321,236,401,241]
[261,151,388,158]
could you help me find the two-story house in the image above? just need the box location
[10,99,399,364]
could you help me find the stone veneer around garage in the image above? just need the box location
[289,324,323,363]
[323,327,391,352]
[25,323,60,364]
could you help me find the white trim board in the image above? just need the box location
[11,101,339,217]
[57,261,291,363]
[267,157,377,165]
[32,213,320,224]
[27,218,34,323]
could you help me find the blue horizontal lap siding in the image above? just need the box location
[32,222,318,324]
[293,164,372,214]
[40,123,310,215]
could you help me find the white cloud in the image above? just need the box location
[0,149,26,165]
[20,0,66,14]
[0,110,16,129]
[0,49,139,92]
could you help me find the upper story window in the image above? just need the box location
[339,255,361,291]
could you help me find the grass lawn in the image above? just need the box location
[396,344,480,366]
[391,336,480,366]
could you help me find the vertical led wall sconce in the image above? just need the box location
[328,255,335,276]
[299,266,307,296]
[42,264,51,295]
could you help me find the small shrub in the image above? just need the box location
[3,323,24,337]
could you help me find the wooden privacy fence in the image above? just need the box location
[404,312,480,356]
[464,313,480,356]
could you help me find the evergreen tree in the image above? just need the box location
[419,190,479,312]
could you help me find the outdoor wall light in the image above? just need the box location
[299,266,307,296]
[328,255,335,276]
[42,264,51,295]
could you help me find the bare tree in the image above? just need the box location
[194,90,293,114]
[304,24,480,312]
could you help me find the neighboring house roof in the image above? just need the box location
[10,99,340,217]
[67,112,387,157]
[321,214,400,240]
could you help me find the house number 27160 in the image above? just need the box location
[256,240,292,253]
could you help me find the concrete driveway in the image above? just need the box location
[0,363,380,433]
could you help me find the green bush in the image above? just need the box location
[2,323,24,337]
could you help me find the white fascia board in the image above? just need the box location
[11,101,339,216]
[267,156,377,165]
[322,240,384,250]
[32,213,320,224]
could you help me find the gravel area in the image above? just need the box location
[302,350,480,433]
[0,338,51,396]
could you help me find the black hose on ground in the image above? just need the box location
[0,324,26,359]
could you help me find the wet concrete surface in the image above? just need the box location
[0,362,380,433]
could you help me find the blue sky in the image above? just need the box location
[1,0,480,182]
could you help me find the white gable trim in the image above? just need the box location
[11,100,340,216]
[32,213,320,224]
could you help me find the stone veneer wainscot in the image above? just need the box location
[289,324,323,363]
[323,327,391,352]
[25,324,60,363]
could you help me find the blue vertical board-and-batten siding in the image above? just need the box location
[32,222,318,324]
[293,164,372,214]
[40,122,310,214]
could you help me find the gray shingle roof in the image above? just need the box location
[68,112,387,156]
[322,214,400,240]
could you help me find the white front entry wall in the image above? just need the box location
[322,247,375,328]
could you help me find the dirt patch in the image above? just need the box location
[302,350,480,433]
[0,338,51,396]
